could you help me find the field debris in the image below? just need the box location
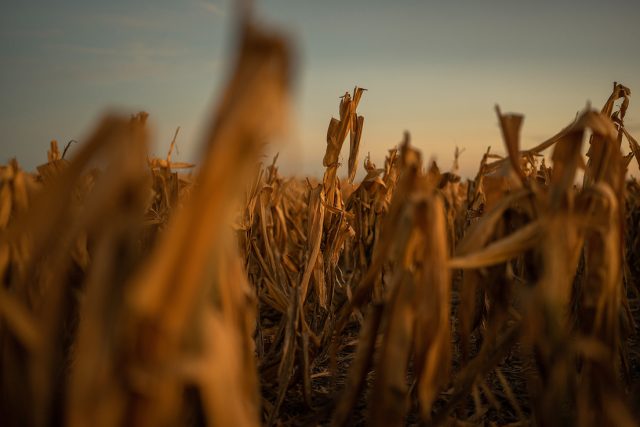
[1,6,639,427]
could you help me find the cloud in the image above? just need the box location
[8,28,64,39]
[98,13,165,30]
[42,41,219,85]
[197,1,224,16]
[39,40,190,84]
[48,42,182,60]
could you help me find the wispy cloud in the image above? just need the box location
[197,0,224,16]
[47,42,183,60]
[98,13,166,30]
[41,40,218,85]
[39,40,181,84]
[7,28,64,39]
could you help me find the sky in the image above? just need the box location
[1,0,640,178]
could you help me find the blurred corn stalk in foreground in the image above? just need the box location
[0,9,292,427]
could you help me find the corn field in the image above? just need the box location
[1,11,640,427]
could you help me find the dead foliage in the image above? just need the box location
[0,6,639,427]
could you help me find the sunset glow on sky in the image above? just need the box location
[2,0,639,177]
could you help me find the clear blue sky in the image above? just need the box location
[2,0,639,177]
